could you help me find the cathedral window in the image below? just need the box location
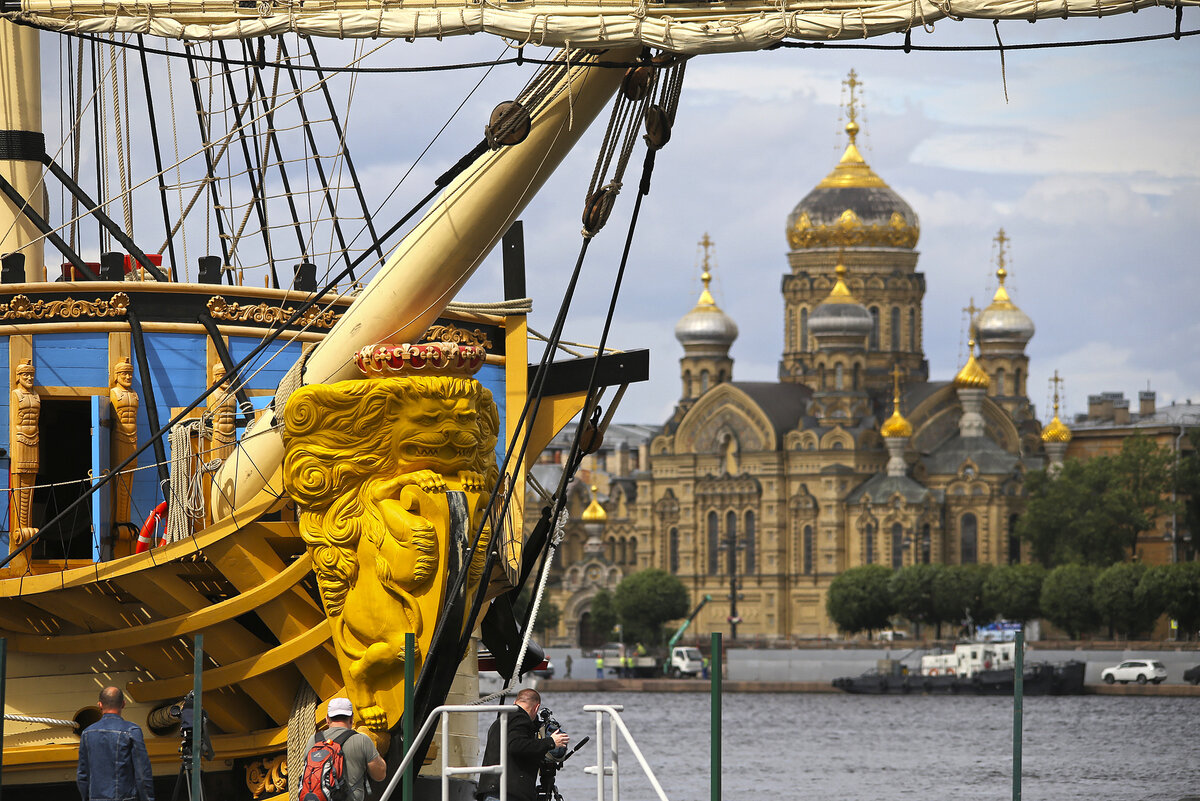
[787,309,794,350]
[908,308,916,352]
[890,306,901,351]
[1008,514,1021,565]
[835,363,844,390]
[1015,367,1024,396]
[744,511,756,574]
[961,514,978,564]
[995,367,1006,396]
[891,522,904,569]
[864,524,875,564]
[669,528,679,573]
[707,512,719,574]
[700,370,710,394]
[853,364,861,391]
[684,371,693,398]
[628,536,638,568]
[921,524,931,564]
[726,511,738,574]
[803,525,814,574]
[869,306,880,350]
[800,308,809,352]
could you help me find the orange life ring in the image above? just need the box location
[929,668,938,676]
[946,668,956,676]
[135,501,168,554]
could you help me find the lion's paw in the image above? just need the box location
[408,469,446,492]
[458,470,485,491]
[358,705,388,732]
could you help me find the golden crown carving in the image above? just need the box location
[787,210,919,250]
[355,341,486,377]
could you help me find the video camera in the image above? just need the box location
[169,691,214,762]
[538,708,568,762]
[535,708,589,801]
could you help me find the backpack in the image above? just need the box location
[301,728,355,801]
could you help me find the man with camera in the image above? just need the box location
[477,689,568,801]
[77,687,155,801]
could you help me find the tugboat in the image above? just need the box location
[833,640,1085,696]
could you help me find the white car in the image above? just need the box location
[1100,659,1167,685]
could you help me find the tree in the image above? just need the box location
[889,564,943,635]
[983,564,1046,625]
[1158,561,1200,641]
[613,569,689,647]
[931,565,994,637]
[826,565,894,637]
[588,588,618,642]
[1040,564,1099,639]
[1093,562,1158,639]
[1017,436,1177,567]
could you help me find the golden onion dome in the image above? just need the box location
[1041,414,1072,444]
[785,78,919,252]
[582,486,607,522]
[881,365,912,438]
[954,337,991,390]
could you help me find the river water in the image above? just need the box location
[482,691,1199,801]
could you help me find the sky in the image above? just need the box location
[33,9,1200,430]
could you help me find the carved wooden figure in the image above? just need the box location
[109,358,139,554]
[9,360,40,572]
[208,363,237,463]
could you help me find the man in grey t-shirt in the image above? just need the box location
[306,698,386,801]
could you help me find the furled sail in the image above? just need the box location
[5,0,1196,52]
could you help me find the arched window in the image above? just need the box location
[818,364,826,389]
[800,308,809,352]
[628,536,638,568]
[684,371,693,398]
[707,512,719,575]
[869,306,880,350]
[744,511,756,574]
[803,525,814,574]
[787,309,794,350]
[606,537,616,562]
[669,528,679,573]
[1008,514,1021,565]
[890,306,901,350]
[700,369,710,394]
[961,513,978,564]
[891,522,904,569]
[908,308,916,352]
[1015,367,1024,396]
[864,524,875,564]
[835,363,844,390]
[995,367,1006,396]
[619,537,627,565]
[853,363,861,390]
[921,524,931,564]
[725,511,738,574]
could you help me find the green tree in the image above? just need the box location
[826,565,894,637]
[588,588,618,642]
[889,564,943,635]
[1159,561,1200,641]
[1093,562,1157,639]
[983,563,1046,625]
[1018,436,1177,566]
[1040,564,1099,639]
[931,565,994,637]
[613,569,690,646]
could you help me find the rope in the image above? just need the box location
[445,298,532,316]
[5,714,76,727]
[165,420,215,544]
[286,682,319,801]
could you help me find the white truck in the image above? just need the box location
[667,646,705,678]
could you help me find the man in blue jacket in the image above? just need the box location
[77,686,155,801]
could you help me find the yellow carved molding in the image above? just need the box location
[788,210,919,250]
[246,753,288,799]
[282,373,499,748]
[422,324,493,351]
[0,292,130,321]
[207,296,340,329]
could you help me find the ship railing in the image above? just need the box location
[377,703,524,801]
[582,704,670,801]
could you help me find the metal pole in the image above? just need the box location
[403,632,414,801]
[1012,628,1023,801]
[0,636,7,801]
[710,632,721,801]
[193,633,203,801]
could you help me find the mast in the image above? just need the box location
[210,48,636,518]
[0,21,45,280]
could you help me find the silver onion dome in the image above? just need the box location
[676,270,738,348]
[976,267,1034,349]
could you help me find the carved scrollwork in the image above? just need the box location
[0,292,130,321]
[245,753,287,799]
[207,296,340,329]
[422,324,493,350]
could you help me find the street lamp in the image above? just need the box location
[718,531,746,640]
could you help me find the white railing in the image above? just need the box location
[377,704,522,801]
[582,705,670,801]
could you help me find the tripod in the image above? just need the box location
[170,731,206,801]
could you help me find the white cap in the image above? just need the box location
[328,698,353,718]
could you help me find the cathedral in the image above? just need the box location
[538,72,1075,643]
[623,74,1069,640]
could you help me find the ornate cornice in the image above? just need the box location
[207,296,340,329]
[0,292,129,321]
[787,210,919,250]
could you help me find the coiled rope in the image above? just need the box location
[286,683,318,801]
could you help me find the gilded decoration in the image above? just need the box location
[206,296,340,328]
[0,292,129,321]
[281,348,499,748]
[422,324,493,351]
[787,210,919,250]
[246,753,287,799]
